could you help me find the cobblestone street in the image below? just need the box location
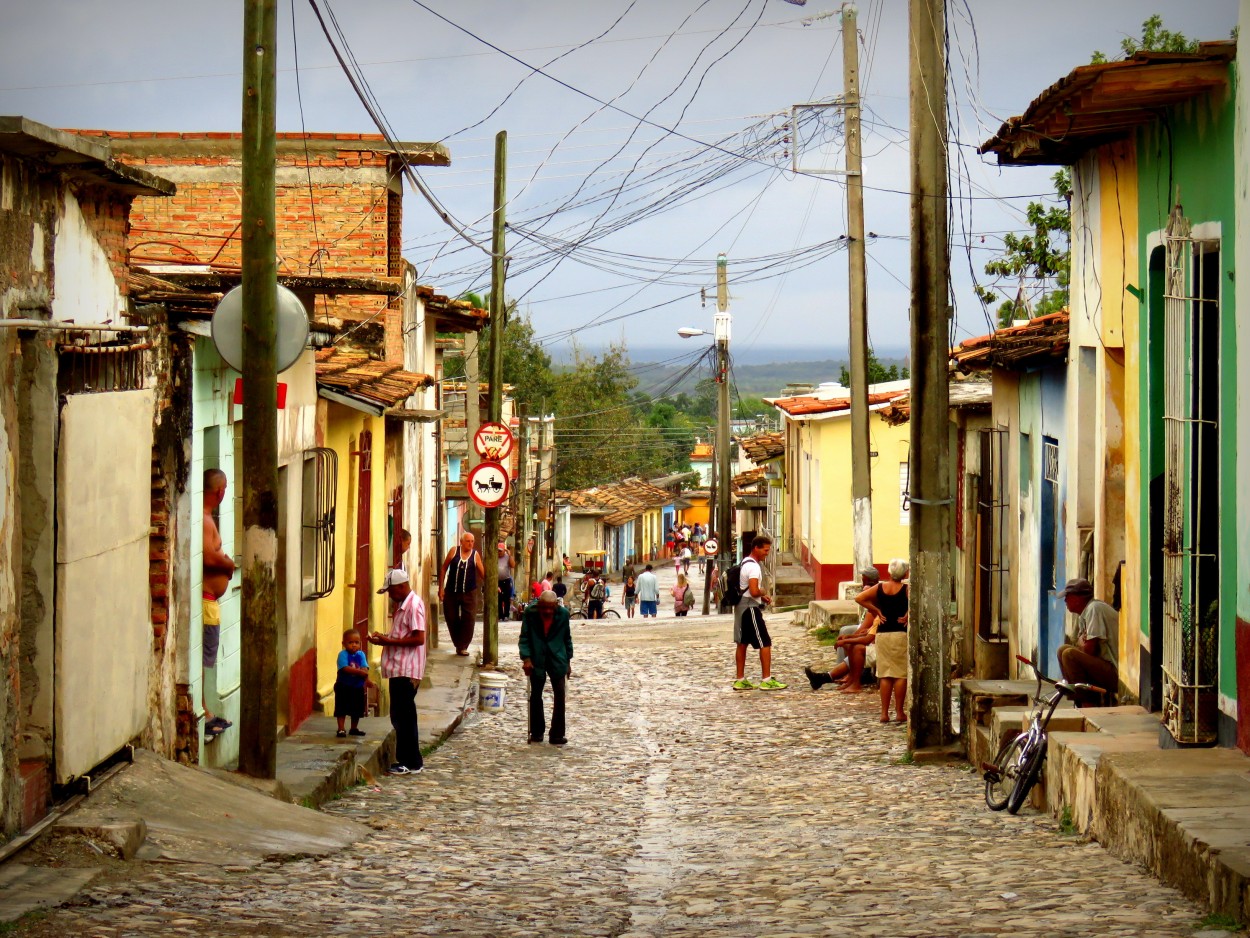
[18,612,1221,938]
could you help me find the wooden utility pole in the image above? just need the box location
[517,407,531,601]
[239,0,279,779]
[702,437,717,615]
[907,0,952,748]
[482,130,507,667]
[843,2,874,579]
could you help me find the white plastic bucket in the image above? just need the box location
[478,671,509,713]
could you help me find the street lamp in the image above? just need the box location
[679,299,732,612]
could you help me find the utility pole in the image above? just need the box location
[715,254,732,563]
[464,334,481,532]
[533,416,549,583]
[843,2,874,580]
[702,439,717,615]
[517,407,531,601]
[907,0,952,749]
[482,131,506,667]
[239,0,278,779]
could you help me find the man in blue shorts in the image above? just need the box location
[636,564,659,618]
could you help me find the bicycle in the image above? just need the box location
[982,654,1100,814]
[569,593,620,620]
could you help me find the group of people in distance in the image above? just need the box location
[803,560,911,723]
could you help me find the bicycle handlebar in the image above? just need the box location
[1016,656,1107,700]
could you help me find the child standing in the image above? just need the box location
[335,629,370,738]
[624,575,637,619]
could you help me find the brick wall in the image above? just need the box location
[95,134,404,340]
[75,189,132,296]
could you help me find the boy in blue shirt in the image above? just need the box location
[335,629,370,738]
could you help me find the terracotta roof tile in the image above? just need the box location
[772,390,904,418]
[315,347,432,409]
[950,311,1069,371]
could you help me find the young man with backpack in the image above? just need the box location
[587,575,608,619]
[731,535,786,691]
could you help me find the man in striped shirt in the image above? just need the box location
[370,568,427,775]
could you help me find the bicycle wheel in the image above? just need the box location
[601,608,621,619]
[984,734,1025,811]
[1006,738,1047,814]
[570,610,586,620]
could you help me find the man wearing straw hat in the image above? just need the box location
[519,591,574,746]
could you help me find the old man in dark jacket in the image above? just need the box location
[519,590,574,746]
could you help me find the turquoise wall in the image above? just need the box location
[191,338,241,764]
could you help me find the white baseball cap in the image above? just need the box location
[377,568,409,593]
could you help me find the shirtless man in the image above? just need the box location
[203,469,235,739]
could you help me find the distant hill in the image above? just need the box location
[629,355,909,398]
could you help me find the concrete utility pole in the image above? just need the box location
[907,0,953,748]
[842,2,874,578]
[715,255,733,562]
[482,130,506,667]
[239,0,279,779]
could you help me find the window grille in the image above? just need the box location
[302,448,337,600]
[1160,205,1218,745]
[1042,439,1059,484]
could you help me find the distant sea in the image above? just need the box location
[550,343,910,367]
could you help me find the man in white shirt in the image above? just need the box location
[369,568,427,774]
[636,564,660,618]
[733,535,786,691]
[1056,577,1118,706]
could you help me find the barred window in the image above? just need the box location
[302,448,337,600]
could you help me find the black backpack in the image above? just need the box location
[720,562,745,610]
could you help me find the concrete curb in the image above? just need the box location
[277,647,479,809]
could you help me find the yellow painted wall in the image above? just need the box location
[679,495,711,528]
[803,411,912,570]
[1098,142,1141,695]
[314,405,393,710]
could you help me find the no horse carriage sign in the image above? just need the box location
[473,422,515,463]
[467,461,510,509]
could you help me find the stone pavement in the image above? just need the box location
[11,612,1239,937]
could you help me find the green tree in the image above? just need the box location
[975,169,1072,328]
[837,349,912,387]
[553,343,666,489]
[443,298,556,406]
[1091,14,1199,63]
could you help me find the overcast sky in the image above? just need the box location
[1,0,1239,361]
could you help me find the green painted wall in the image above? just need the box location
[1136,69,1239,711]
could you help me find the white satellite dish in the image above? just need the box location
[210,283,310,374]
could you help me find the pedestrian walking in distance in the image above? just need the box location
[519,590,574,745]
[636,564,660,618]
[854,559,909,723]
[369,569,427,774]
[733,535,786,690]
[439,531,485,656]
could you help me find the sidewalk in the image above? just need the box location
[277,645,479,807]
[964,679,1250,923]
[0,646,480,924]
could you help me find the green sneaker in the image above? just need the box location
[732,678,757,691]
[757,677,788,691]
